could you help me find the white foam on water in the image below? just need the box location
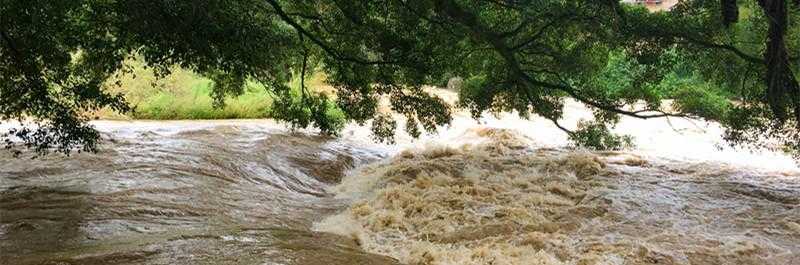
[317,90,800,265]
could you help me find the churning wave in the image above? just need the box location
[317,127,800,265]
[2,95,799,264]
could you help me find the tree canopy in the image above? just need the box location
[1,0,799,156]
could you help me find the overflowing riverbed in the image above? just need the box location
[1,99,799,264]
[0,120,402,265]
[318,127,800,265]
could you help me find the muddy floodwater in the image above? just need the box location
[0,120,401,265]
[1,101,799,265]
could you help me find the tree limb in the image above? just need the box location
[676,38,763,64]
[264,0,398,66]
[435,0,686,120]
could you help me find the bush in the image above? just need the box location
[568,120,634,151]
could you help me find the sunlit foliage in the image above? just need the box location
[1,0,799,156]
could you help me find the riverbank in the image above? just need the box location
[95,61,329,120]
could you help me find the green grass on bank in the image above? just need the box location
[98,61,327,120]
[130,79,273,120]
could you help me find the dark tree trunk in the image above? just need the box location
[721,0,739,26]
[757,0,800,124]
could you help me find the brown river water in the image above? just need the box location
[1,97,799,265]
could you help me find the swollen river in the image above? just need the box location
[1,98,799,264]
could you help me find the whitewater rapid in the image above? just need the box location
[1,93,798,265]
[317,126,800,265]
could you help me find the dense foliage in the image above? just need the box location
[1,0,799,156]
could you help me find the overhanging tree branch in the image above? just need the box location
[264,0,398,66]
[676,37,763,64]
[435,0,686,120]
[510,13,574,51]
